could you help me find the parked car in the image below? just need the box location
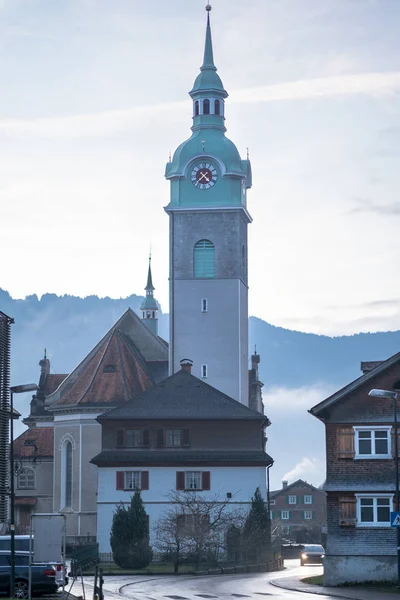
[0,538,67,588]
[300,544,325,566]
[0,551,58,598]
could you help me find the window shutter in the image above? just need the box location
[337,428,355,459]
[156,429,164,448]
[142,429,150,447]
[202,471,211,491]
[116,471,124,490]
[390,429,400,457]
[116,430,124,447]
[286,495,289,504]
[182,429,190,447]
[176,471,185,491]
[339,495,357,526]
[141,471,149,491]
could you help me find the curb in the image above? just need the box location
[270,578,369,600]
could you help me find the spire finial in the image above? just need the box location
[44,348,47,360]
[145,251,155,292]
[205,4,212,11]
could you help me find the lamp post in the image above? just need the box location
[9,384,38,599]
[369,388,400,583]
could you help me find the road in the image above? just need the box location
[72,560,329,600]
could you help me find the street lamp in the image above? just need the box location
[368,388,399,583]
[9,383,38,599]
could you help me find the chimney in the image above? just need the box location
[180,358,193,374]
[282,480,288,489]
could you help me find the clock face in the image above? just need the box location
[191,162,218,190]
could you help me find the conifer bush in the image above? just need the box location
[110,490,153,568]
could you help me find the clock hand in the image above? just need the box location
[198,172,210,182]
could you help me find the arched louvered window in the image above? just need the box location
[65,441,72,507]
[18,468,35,490]
[194,240,215,278]
[215,99,220,115]
[195,101,199,116]
[203,99,210,115]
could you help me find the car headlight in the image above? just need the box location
[321,554,325,558]
[301,553,308,559]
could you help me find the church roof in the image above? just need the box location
[44,374,67,396]
[13,427,54,458]
[46,308,167,410]
[52,328,152,407]
[98,368,268,422]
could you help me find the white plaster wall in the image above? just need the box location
[323,555,397,585]
[97,465,266,552]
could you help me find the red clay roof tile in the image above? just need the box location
[13,428,54,458]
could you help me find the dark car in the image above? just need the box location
[300,544,325,566]
[0,551,58,598]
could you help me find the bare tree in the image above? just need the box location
[154,491,244,571]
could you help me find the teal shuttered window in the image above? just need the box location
[194,240,215,278]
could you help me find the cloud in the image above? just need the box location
[282,457,325,487]
[1,71,400,139]
[263,384,334,413]
[348,198,400,216]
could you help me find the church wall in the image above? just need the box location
[53,415,101,540]
[96,465,267,552]
[101,420,263,451]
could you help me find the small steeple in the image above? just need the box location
[140,254,159,337]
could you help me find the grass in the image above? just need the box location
[83,562,196,575]
[301,574,400,594]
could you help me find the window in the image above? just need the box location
[176,471,210,491]
[304,511,312,520]
[203,99,210,114]
[194,101,199,116]
[281,511,289,520]
[186,471,202,490]
[65,441,72,507]
[354,426,391,458]
[166,428,182,447]
[125,471,141,490]
[17,468,35,490]
[215,99,220,115]
[201,298,208,312]
[177,514,209,535]
[201,364,208,378]
[288,495,297,504]
[304,495,312,504]
[270,499,276,506]
[356,494,392,526]
[126,429,142,447]
[194,240,215,278]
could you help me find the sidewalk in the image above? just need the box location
[271,574,398,600]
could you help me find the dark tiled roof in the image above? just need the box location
[270,478,325,497]
[98,369,267,421]
[55,329,153,407]
[91,450,273,467]
[44,374,67,396]
[13,428,54,458]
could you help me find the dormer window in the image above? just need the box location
[215,99,220,115]
[203,99,210,115]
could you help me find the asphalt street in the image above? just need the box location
[70,560,329,600]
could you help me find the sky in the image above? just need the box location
[1,0,400,336]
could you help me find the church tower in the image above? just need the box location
[165,5,252,405]
[140,255,158,336]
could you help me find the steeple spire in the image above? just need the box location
[145,254,155,292]
[201,5,216,71]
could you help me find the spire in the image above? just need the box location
[145,254,155,292]
[201,5,216,72]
